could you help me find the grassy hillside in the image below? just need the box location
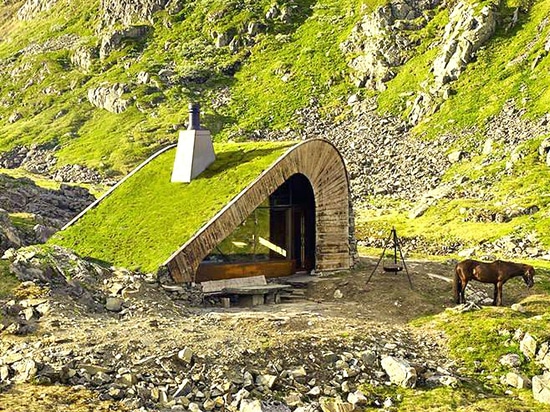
[50,141,294,272]
[1,0,550,254]
[0,0,374,174]
[356,139,550,253]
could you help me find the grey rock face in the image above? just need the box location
[410,1,497,124]
[87,83,130,113]
[100,0,169,29]
[341,0,440,90]
[17,0,59,21]
[99,25,151,59]
[71,48,96,72]
[433,2,497,87]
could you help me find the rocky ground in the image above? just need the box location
[0,173,96,254]
[0,248,539,412]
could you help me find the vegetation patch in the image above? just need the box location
[50,141,294,273]
[355,284,550,411]
[0,259,19,298]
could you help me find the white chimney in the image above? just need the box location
[171,103,216,183]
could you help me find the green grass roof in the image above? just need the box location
[50,141,295,273]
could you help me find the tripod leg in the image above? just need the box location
[396,238,413,289]
[365,243,387,286]
[366,229,393,287]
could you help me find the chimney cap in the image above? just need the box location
[188,102,201,130]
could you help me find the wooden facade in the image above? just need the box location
[165,139,352,283]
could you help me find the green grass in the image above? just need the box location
[0,259,19,298]
[356,289,550,411]
[355,133,550,253]
[360,384,550,411]
[378,0,550,136]
[50,141,295,272]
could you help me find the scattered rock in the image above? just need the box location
[177,347,193,364]
[499,353,522,368]
[502,372,531,389]
[319,396,354,412]
[511,303,526,313]
[381,356,417,388]
[520,333,537,360]
[533,373,550,404]
[105,297,124,312]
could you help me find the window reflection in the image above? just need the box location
[203,200,288,263]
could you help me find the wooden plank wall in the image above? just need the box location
[165,139,352,283]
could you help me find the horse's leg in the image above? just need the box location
[492,283,498,306]
[453,271,462,304]
[496,281,503,306]
[460,279,468,304]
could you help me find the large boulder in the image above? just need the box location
[381,356,417,388]
[87,83,130,113]
[533,373,550,404]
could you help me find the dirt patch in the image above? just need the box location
[0,257,540,410]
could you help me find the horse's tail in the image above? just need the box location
[453,265,462,304]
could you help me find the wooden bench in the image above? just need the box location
[201,275,291,307]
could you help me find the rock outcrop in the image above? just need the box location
[433,2,497,87]
[71,47,96,72]
[87,83,131,113]
[409,0,498,124]
[0,210,22,252]
[17,0,59,21]
[341,0,440,89]
[100,0,169,29]
[99,25,151,60]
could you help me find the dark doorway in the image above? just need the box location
[269,174,316,271]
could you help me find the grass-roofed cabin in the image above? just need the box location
[52,139,353,283]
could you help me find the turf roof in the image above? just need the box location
[50,141,295,273]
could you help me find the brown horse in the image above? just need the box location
[453,259,535,306]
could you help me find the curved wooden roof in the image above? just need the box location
[166,138,351,282]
